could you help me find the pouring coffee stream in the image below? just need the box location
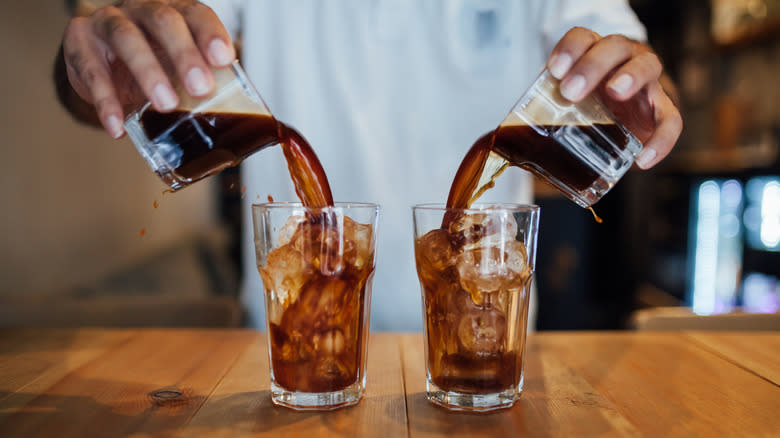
[443,126,608,224]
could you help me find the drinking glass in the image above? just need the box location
[413,203,539,411]
[252,202,380,410]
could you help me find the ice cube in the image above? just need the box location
[292,221,346,275]
[456,240,530,305]
[502,240,531,288]
[456,246,507,302]
[287,214,374,275]
[343,216,373,271]
[457,306,506,356]
[448,209,518,250]
[415,229,456,273]
[279,329,314,362]
[313,329,346,355]
[278,214,306,246]
[298,277,352,323]
[258,244,310,324]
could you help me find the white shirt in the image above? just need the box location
[203,0,646,330]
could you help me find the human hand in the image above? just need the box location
[61,0,236,138]
[546,27,682,169]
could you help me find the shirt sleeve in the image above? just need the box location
[535,0,647,55]
[199,0,245,40]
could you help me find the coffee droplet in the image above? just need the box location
[587,207,603,224]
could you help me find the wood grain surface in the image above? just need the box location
[0,329,777,437]
[684,331,780,386]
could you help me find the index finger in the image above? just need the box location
[177,2,236,66]
[547,27,602,79]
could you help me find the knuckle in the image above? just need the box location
[662,108,683,132]
[181,1,212,16]
[602,34,632,53]
[566,26,599,44]
[645,53,663,73]
[569,26,590,36]
[63,48,85,74]
[100,15,137,41]
[149,4,183,28]
[66,57,85,78]
[557,27,600,57]
[63,17,87,41]
[572,27,601,44]
[81,65,105,90]
[673,112,683,131]
[92,5,121,23]
[646,52,661,65]
[574,53,601,73]
[63,19,91,71]
[123,0,159,9]
[62,38,77,55]
[625,55,659,78]
[602,34,628,45]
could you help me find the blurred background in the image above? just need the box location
[1,0,779,330]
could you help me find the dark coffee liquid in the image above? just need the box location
[433,352,518,393]
[140,111,333,207]
[494,123,628,192]
[278,124,334,208]
[267,272,370,393]
[446,123,629,210]
[140,111,280,184]
[445,132,498,211]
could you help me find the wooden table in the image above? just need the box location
[1,330,778,437]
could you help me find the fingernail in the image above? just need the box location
[208,39,234,66]
[608,74,633,96]
[153,83,178,110]
[106,114,123,139]
[548,53,572,79]
[560,74,586,101]
[636,148,657,169]
[186,67,211,96]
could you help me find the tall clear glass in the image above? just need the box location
[252,202,380,410]
[413,203,539,411]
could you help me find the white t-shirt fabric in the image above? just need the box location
[202,0,646,331]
